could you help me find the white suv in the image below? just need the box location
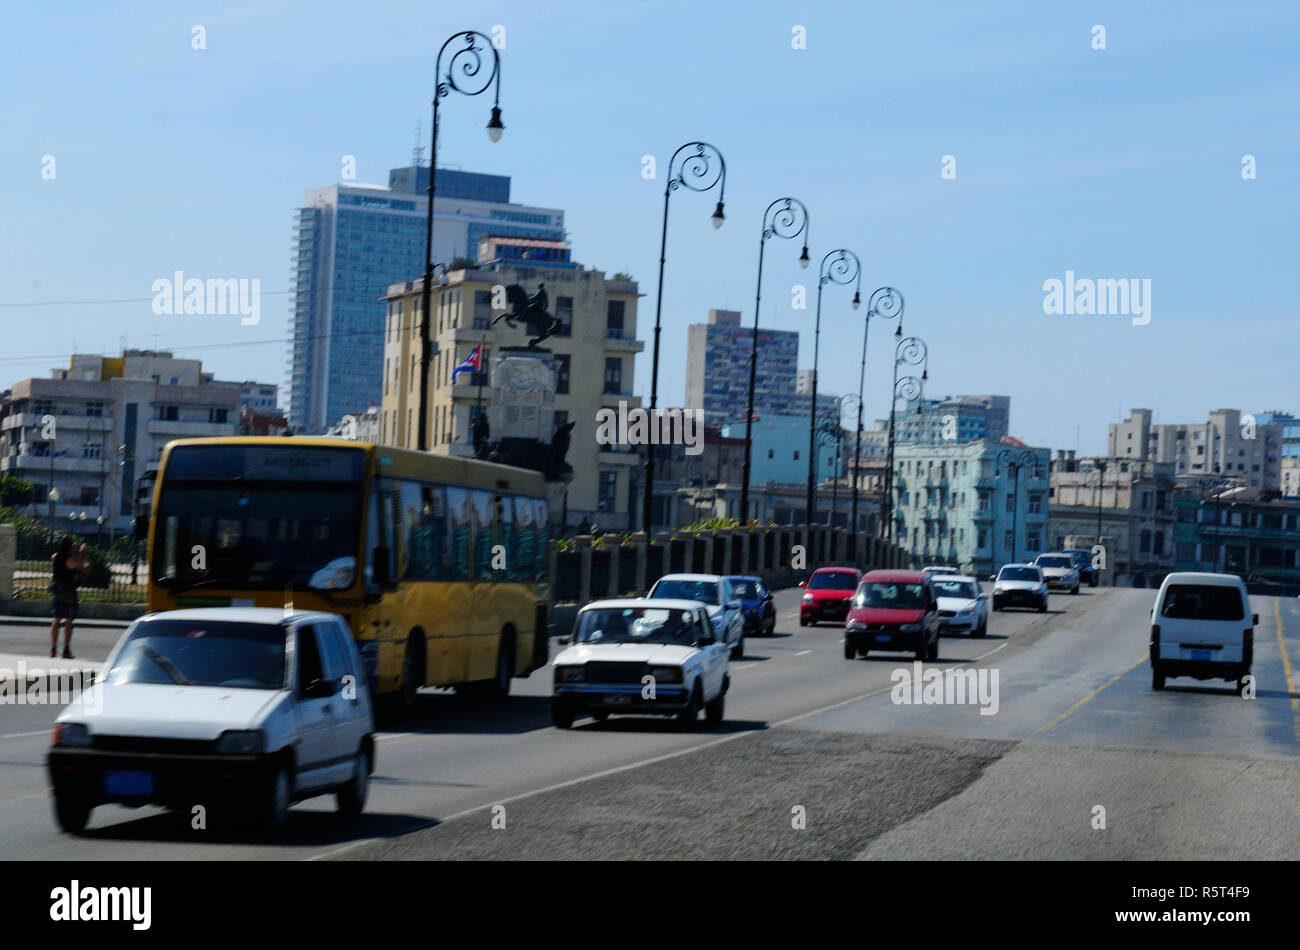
[47,608,374,836]
[552,599,730,730]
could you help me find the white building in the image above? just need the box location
[1108,407,1282,491]
[0,351,239,537]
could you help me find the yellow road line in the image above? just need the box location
[1274,598,1299,744]
[1033,652,1149,735]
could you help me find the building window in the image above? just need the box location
[1027,532,1040,552]
[1153,531,1165,556]
[83,442,101,460]
[598,471,618,513]
[33,400,54,415]
[85,402,104,417]
[603,357,622,395]
[555,355,571,395]
[606,300,626,338]
[79,487,99,506]
[1005,493,1015,512]
[767,449,774,459]
[793,450,800,461]
[978,528,988,548]
[1004,530,1014,550]
[158,405,179,421]
[209,408,228,424]
[555,296,573,337]
[1028,494,1042,514]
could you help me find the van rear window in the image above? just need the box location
[1160,584,1244,622]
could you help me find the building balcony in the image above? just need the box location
[603,333,644,353]
[147,419,234,437]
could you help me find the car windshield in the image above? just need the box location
[105,619,287,689]
[1066,551,1091,565]
[809,572,858,590]
[1160,584,1245,621]
[729,581,759,599]
[854,581,925,609]
[575,607,700,645]
[999,567,1040,582]
[933,579,978,599]
[1037,556,1071,569]
[650,580,719,605]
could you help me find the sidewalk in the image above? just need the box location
[0,615,129,629]
[0,651,103,688]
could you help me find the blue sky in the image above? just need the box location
[2,0,1297,455]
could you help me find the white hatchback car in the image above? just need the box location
[47,608,374,836]
[552,599,730,729]
[646,573,746,659]
[1150,572,1257,694]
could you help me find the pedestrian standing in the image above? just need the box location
[49,537,87,659]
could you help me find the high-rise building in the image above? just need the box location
[684,309,837,429]
[1255,411,1300,459]
[0,351,239,536]
[1107,407,1282,491]
[286,167,564,434]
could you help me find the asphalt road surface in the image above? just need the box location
[2,584,1297,860]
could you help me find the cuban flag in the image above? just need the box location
[451,343,483,383]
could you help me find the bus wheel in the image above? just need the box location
[399,634,424,716]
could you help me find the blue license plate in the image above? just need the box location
[1190,649,1212,662]
[104,770,154,797]
[875,634,892,643]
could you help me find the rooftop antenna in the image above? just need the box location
[412,118,425,169]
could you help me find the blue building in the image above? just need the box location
[287,167,565,433]
[720,413,841,485]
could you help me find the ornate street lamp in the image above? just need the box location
[850,287,902,558]
[883,335,927,541]
[418,30,504,451]
[996,447,1036,566]
[805,249,860,527]
[739,198,809,525]
[642,142,727,533]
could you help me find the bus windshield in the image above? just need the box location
[153,444,364,592]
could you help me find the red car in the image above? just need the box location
[799,567,863,626]
[843,569,941,661]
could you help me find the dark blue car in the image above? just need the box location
[724,575,776,637]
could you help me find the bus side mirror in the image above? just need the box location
[372,546,390,587]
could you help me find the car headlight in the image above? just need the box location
[899,623,921,633]
[847,620,867,631]
[52,722,90,747]
[802,593,814,603]
[958,606,974,616]
[215,729,265,755]
[554,665,585,683]
[647,666,683,684]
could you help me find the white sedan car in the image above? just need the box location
[646,573,746,659]
[46,608,374,836]
[930,574,990,637]
[1034,552,1081,594]
[991,564,1049,612]
[552,599,729,730]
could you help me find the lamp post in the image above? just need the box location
[1195,468,1234,573]
[739,198,809,525]
[833,393,860,533]
[642,142,727,533]
[815,407,842,525]
[1094,459,1109,583]
[883,335,927,541]
[805,249,860,528]
[850,287,903,559]
[996,448,1035,566]
[418,30,504,452]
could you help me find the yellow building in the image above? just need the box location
[380,263,643,530]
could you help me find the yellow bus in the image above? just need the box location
[145,437,551,712]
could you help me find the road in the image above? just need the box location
[2,584,1298,860]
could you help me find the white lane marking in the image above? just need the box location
[971,642,1009,662]
[0,730,51,740]
[307,639,1010,862]
[793,650,811,656]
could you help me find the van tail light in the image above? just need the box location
[1150,624,1160,661]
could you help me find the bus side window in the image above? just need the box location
[471,489,496,581]
[515,496,534,583]
[534,498,549,583]
[497,495,515,580]
[367,479,396,587]
[444,486,471,581]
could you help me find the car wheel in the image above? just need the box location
[992,601,1001,612]
[799,616,808,627]
[336,748,369,818]
[765,620,775,636]
[1070,585,1078,595]
[53,791,91,834]
[973,618,987,638]
[844,641,857,660]
[705,690,725,724]
[1152,667,1165,691]
[263,767,290,837]
[926,632,939,662]
[730,636,744,660]
[1038,598,1047,613]
[551,701,574,729]
[677,685,701,731]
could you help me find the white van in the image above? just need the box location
[1150,572,1257,694]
